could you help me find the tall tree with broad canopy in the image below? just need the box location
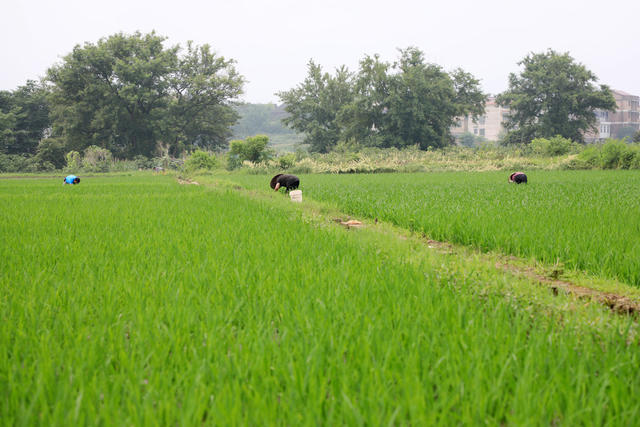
[383,48,485,149]
[278,48,485,151]
[47,32,244,158]
[0,81,50,155]
[277,61,354,153]
[497,49,616,144]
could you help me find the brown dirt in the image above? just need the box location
[333,218,364,229]
[178,179,199,185]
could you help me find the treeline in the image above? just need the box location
[277,47,486,152]
[1,31,243,172]
[0,33,631,173]
[277,48,620,152]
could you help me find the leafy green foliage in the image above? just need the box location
[278,61,354,153]
[0,81,50,155]
[35,137,67,169]
[497,50,616,143]
[163,42,244,154]
[228,135,274,169]
[278,48,485,152]
[276,153,296,169]
[81,145,113,172]
[47,31,243,158]
[183,150,218,172]
[231,103,304,153]
[0,153,40,172]
[64,150,82,172]
[529,135,577,156]
[569,140,640,170]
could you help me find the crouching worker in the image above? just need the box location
[270,174,299,192]
[509,172,527,184]
[63,175,81,185]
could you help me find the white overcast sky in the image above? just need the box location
[2,0,639,103]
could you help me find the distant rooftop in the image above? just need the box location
[612,89,637,98]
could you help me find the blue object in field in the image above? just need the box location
[64,175,79,184]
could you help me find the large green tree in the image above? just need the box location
[163,41,243,154]
[47,32,244,158]
[383,48,485,149]
[277,61,354,153]
[0,81,50,155]
[497,50,616,144]
[278,48,485,152]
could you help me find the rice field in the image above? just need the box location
[226,170,640,287]
[1,174,640,424]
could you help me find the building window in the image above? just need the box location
[479,129,485,136]
[473,128,478,135]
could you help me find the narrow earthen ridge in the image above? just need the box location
[496,261,640,315]
[419,232,640,316]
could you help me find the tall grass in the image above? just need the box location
[1,175,639,424]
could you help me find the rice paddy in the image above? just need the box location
[1,173,639,424]
[226,170,640,287]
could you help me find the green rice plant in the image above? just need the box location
[1,175,639,424]
[224,170,640,287]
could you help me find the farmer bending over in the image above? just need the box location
[63,175,81,185]
[270,174,300,192]
[509,172,527,184]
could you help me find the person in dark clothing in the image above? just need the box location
[270,174,300,192]
[509,172,527,184]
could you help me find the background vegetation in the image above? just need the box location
[1,35,635,175]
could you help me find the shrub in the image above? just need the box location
[36,137,67,169]
[64,151,82,172]
[577,146,601,168]
[184,150,217,172]
[82,146,112,172]
[600,139,628,169]
[529,138,550,156]
[277,153,296,169]
[560,156,591,170]
[133,155,155,170]
[229,135,274,166]
[0,154,32,173]
[530,135,575,156]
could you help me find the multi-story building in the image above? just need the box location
[586,90,640,142]
[451,97,509,142]
[452,90,639,143]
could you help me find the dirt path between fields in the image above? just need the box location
[496,260,640,315]
[419,236,640,315]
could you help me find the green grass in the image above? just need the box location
[1,175,640,424]
[223,170,640,287]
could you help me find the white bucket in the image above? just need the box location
[289,190,302,202]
